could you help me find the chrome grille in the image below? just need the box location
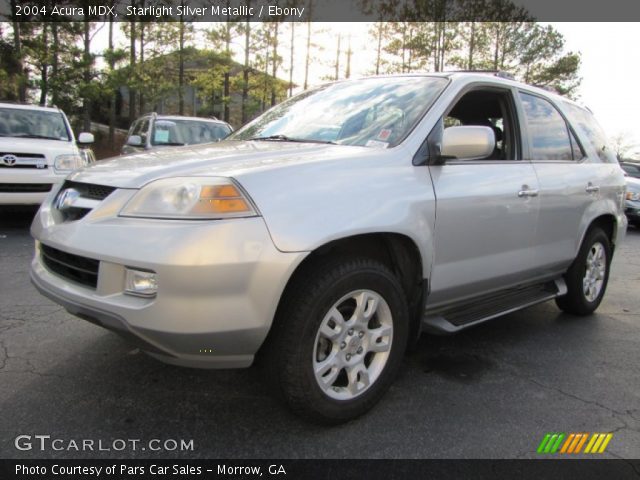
[0,152,47,169]
[54,181,117,222]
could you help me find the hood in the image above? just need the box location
[0,137,77,161]
[69,140,375,188]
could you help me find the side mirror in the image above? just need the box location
[77,132,94,144]
[441,126,495,161]
[127,135,143,147]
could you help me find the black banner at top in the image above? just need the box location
[1,0,640,22]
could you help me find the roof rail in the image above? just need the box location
[448,70,516,81]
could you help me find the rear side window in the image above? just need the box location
[562,103,617,164]
[519,92,573,161]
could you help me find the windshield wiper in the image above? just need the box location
[12,134,66,141]
[248,134,336,145]
[157,142,185,146]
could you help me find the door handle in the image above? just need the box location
[585,184,600,193]
[518,188,539,198]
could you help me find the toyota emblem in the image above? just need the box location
[1,154,18,166]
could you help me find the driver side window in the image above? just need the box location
[444,89,518,161]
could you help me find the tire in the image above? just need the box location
[555,228,612,316]
[263,257,409,424]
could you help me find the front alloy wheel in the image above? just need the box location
[264,257,409,424]
[313,290,393,400]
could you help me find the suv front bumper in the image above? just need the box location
[30,204,307,369]
[0,169,66,205]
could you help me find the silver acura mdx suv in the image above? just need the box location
[30,73,627,423]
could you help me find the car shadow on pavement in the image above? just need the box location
[0,206,39,230]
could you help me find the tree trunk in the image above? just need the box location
[375,23,382,75]
[468,22,476,70]
[335,34,341,81]
[241,17,250,124]
[178,11,185,115]
[432,23,438,71]
[108,8,115,145]
[304,19,311,89]
[51,23,59,106]
[129,19,137,123]
[407,26,413,72]
[223,9,231,122]
[288,22,294,97]
[440,23,446,71]
[39,24,49,106]
[82,20,91,132]
[10,0,26,102]
[493,25,500,71]
[262,44,269,112]
[139,9,145,114]
[401,24,407,73]
[303,0,313,90]
[345,36,351,78]
[270,22,279,107]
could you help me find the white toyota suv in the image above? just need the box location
[0,102,94,205]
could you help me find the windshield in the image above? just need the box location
[151,119,232,146]
[0,107,70,141]
[229,76,448,147]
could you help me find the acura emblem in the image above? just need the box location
[1,154,18,166]
[55,188,80,210]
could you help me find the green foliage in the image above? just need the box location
[364,0,581,98]
[0,34,20,100]
[191,51,232,112]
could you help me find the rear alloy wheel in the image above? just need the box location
[265,258,409,424]
[556,228,612,315]
[582,242,607,302]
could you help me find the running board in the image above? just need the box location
[422,278,567,334]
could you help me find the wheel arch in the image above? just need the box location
[268,233,426,347]
[579,214,617,254]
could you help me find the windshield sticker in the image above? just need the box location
[366,140,389,149]
[377,129,392,141]
[154,130,170,143]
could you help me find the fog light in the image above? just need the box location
[125,268,157,297]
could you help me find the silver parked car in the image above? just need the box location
[30,73,627,423]
[624,175,640,226]
[121,113,233,155]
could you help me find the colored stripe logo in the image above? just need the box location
[537,433,613,454]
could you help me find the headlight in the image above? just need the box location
[54,154,87,173]
[626,191,640,201]
[120,177,258,219]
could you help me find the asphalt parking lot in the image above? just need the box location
[1,206,639,460]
